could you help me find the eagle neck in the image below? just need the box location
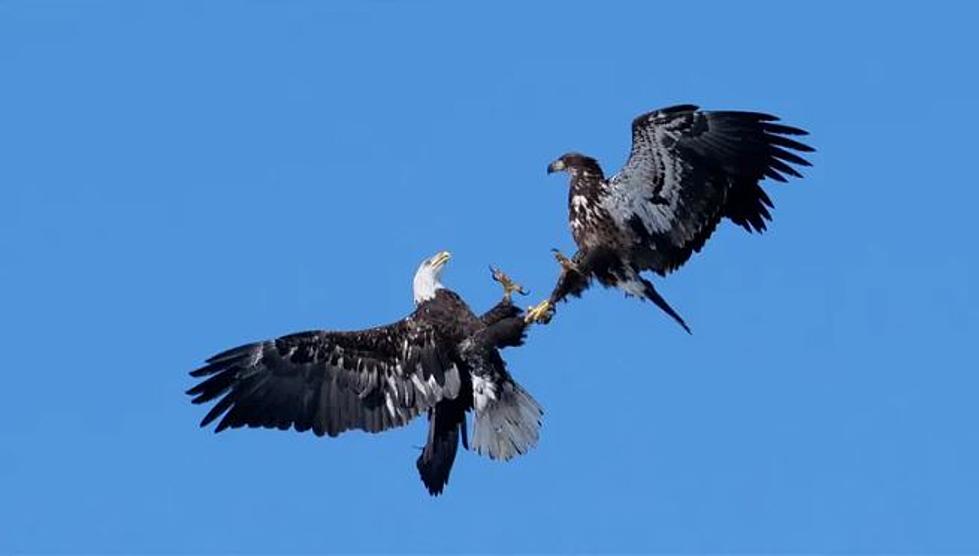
[412,271,443,304]
[568,170,606,201]
[568,170,611,247]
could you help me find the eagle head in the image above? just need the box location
[547,152,604,178]
[413,250,451,304]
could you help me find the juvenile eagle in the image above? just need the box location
[526,105,814,331]
[186,251,542,496]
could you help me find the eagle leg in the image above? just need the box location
[551,248,578,272]
[525,249,584,324]
[489,265,529,303]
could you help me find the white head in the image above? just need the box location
[413,250,451,305]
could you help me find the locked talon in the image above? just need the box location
[525,300,554,324]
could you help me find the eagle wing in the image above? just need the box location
[186,317,463,437]
[602,104,813,275]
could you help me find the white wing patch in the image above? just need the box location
[619,277,647,298]
[601,182,674,235]
[603,122,687,237]
[442,364,461,399]
[410,373,427,395]
[385,393,397,419]
[471,373,497,412]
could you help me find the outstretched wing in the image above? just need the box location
[602,104,813,275]
[186,317,463,437]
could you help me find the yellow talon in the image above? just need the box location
[490,266,528,303]
[525,300,554,324]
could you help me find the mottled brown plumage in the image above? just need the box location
[533,104,814,331]
[187,254,542,496]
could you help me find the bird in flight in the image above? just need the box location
[187,103,815,496]
[525,104,814,331]
[186,251,542,495]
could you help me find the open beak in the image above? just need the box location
[432,250,451,268]
[547,159,566,174]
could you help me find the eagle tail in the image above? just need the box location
[637,276,692,334]
[471,377,543,462]
[416,400,466,496]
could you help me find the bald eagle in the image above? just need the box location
[526,105,814,330]
[186,252,542,495]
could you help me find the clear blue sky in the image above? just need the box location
[2,1,977,553]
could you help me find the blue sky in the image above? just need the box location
[2,1,977,553]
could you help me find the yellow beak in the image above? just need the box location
[432,251,451,268]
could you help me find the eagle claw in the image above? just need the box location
[525,300,554,324]
[490,265,529,303]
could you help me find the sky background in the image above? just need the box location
[2,1,977,553]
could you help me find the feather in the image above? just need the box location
[545,104,813,330]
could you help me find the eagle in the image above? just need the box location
[186,251,543,496]
[525,104,814,331]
